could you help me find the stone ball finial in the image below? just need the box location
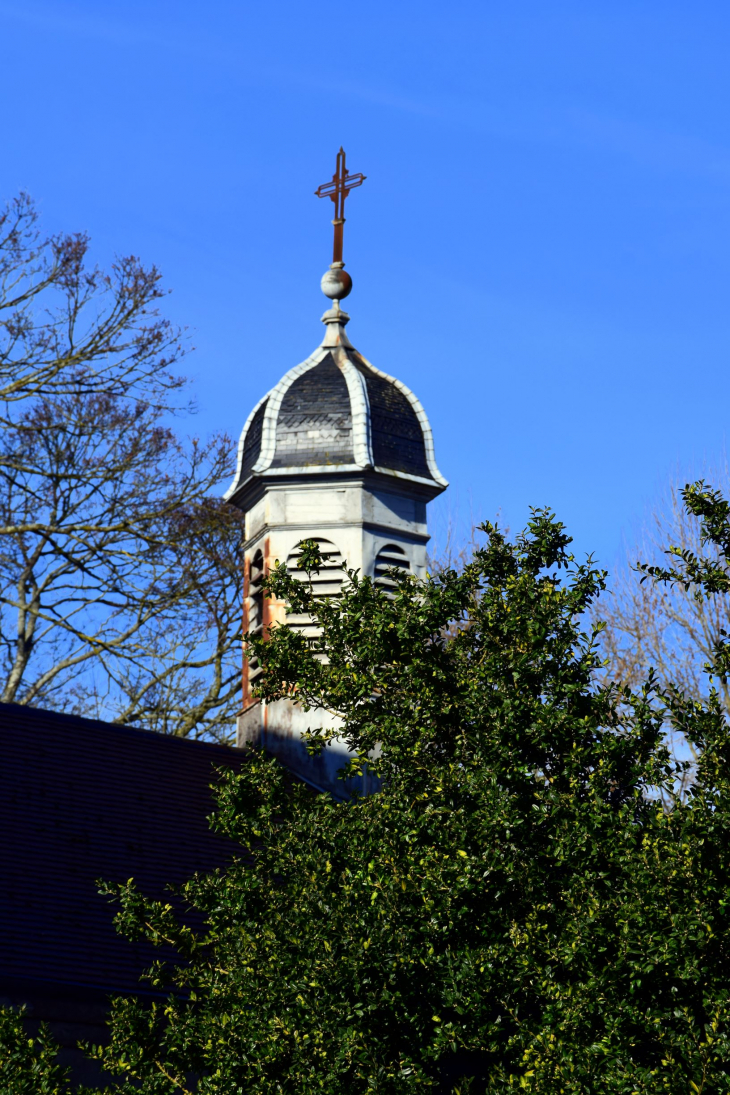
[321,264,352,300]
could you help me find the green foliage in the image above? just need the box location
[8,497,730,1091]
[0,1006,71,1094]
[639,481,730,598]
[639,480,730,689]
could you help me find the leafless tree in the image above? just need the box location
[594,468,730,713]
[0,193,243,742]
[591,467,730,792]
[426,506,496,576]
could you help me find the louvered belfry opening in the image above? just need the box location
[285,538,345,644]
[246,549,265,686]
[226,225,449,793]
[374,543,411,590]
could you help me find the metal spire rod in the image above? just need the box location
[314,147,366,266]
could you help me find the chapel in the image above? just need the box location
[225,148,447,796]
[0,150,448,1083]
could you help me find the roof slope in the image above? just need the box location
[225,315,447,504]
[0,704,246,996]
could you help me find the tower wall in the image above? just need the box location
[225,297,447,798]
[236,476,430,797]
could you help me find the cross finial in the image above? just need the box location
[315,148,366,266]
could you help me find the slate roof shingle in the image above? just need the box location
[0,703,246,996]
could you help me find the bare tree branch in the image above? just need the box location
[0,193,243,742]
[594,469,730,711]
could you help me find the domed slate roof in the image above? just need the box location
[225,307,447,503]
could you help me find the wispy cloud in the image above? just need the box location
[5,0,730,183]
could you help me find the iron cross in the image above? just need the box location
[315,148,366,265]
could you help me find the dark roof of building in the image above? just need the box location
[0,703,247,997]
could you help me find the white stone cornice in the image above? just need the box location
[348,349,449,489]
[224,343,329,501]
[332,346,373,469]
[253,345,330,475]
[224,391,270,503]
[248,462,365,477]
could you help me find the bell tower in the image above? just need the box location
[225,150,447,796]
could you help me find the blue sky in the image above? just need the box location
[2,1,729,569]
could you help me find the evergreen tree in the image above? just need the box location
[7,492,730,1092]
